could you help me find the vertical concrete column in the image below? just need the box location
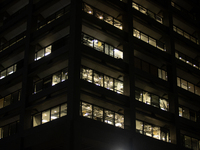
[19,0,36,149]
[165,0,181,147]
[123,0,136,149]
[67,0,82,149]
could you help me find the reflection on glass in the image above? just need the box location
[51,106,59,121]
[93,106,103,122]
[82,102,92,118]
[115,113,124,128]
[104,110,114,125]
[42,110,50,124]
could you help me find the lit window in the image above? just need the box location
[51,106,59,121]
[143,92,151,105]
[115,113,124,129]
[33,113,41,127]
[60,103,67,117]
[42,110,50,124]
[136,120,143,134]
[144,123,152,137]
[104,110,114,125]
[82,102,92,118]
[93,106,103,122]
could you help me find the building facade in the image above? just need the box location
[0,0,200,149]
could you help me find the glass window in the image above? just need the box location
[104,110,114,125]
[177,28,183,35]
[133,29,140,39]
[43,76,51,89]
[179,107,183,116]
[184,32,190,39]
[114,80,123,94]
[9,122,17,135]
[4,95,11,107]
[149,37,156,47]
[93,72,103,87]
[142,61,149,73]
[147,11,155,19]
[114,19,122,30]
[81,68,93,83]
[139,6,147,14]
[132,2,139,10]
[82,102,92,118]
[136,120,143,134]
[2,126,9,138]
[36,49,44,60]
[135,89,143,102]
[161,130,168,142]
[192,138,198,150]
[185,136,191,149]
[104,14,113,25]
[175,52,179,59]
[60,103,67,117]
[115,113,124,129]
[33,113,41,127]
[177,77,180,87]
[143,91,151,105]
[134,57,141,69]
[12,91,20,102]
[93,106,103,122]
[45,45,51,56]
[144,123,152,137]
[0,98,4,109]
[141,33,148,43]
[34,80,43,93]
[51,106,59,121]
[0,128,2,139]
[153,127,160,140]
[52,72,61,86]
[84,4,93,15]
[182,107,190,119]
[114,49,123,59]
[94,39,104,52]
[156,16,163,24]
[190,111,196,122]
[42,110,50,124]
[181,79,187,90]
[188,82,194,93]
[191,37,196,43]
[94,10,103,20]
[83,34,94,47]
[151,95,159,108]
[0,70,6,79]
[61,68,68,82]
[7,66,14,75]
[195,86,200,96]
[159,98,169,111]
[104,75,113,91]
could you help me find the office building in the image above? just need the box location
[0,0,200,149]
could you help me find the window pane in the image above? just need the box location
[190,111,196,122]
[161,131,167,141]
[33,113,41,127]
[114,19,122,30]
[144,123,152,137]
[143,91,151,105]
[104,110,114,125]
[104,14,113,25]
[151,95,159,108]
[9,122,17,136]
[7,66,14,75]
[141,33,148,43]
[177,77,180,87]
[0,70,6,79]
[0,128,2,139]
[177,28,183,36]
[82,102,92,118]
[132,2,139,10]
[105,44,109,55]
[114,80,123,94]
[179,107,183,116]
[36,49,44,60]
[61,68,68,82]
[60,103,67,117]
[81,68,93,83]
[42,110,50,124]
[195,86,200,96]
[136,120,143,134]
[142,61,149,73]
[192,138,198,150]
[51,106,59,121]
[94,39,104,52]
[188,82,194,93]
[45,45,52,56]
[52,72,61,86]
[34,80,43,93]
[84,4,93,15]
[185,136,191,149]
[182,107,190,119]
[149,37,156,47]
[153,127,160,140]
[4,95,11,107]
[139,6,147,14]
[83,34,94,47]
[2,126,9,138]
[135,89,143,102]
[0,98,4,109]
[159,98,169,111]
[93,72,103,87]
[94,10,103,20]
[133,29,140,39]
[115,113,124,129]
[114,49,123,59]
[93,106,103,122]
[104,75,113,91]
[12,91,20,102]
[181,79,187,90]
